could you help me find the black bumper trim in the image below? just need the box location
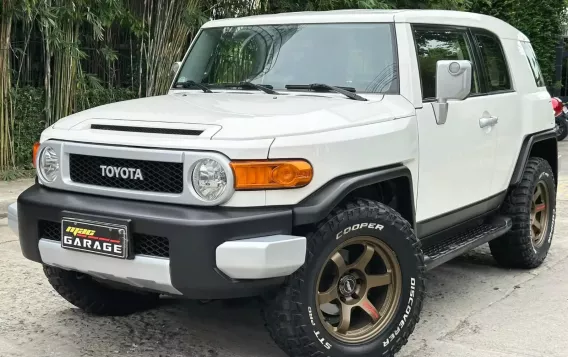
[18,184,293,299]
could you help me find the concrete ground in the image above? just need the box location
[1,144,568,357]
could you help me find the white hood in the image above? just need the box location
[52,92,415,140]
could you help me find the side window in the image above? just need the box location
[413,26,480,100]
[473,31,512,92]
[521,41,546,87]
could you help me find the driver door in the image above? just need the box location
[412,25,498,236]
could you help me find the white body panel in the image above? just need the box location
[489,39,555,195]
[268,116,418,206]
[36,9,555,223]
[414,100,497,221]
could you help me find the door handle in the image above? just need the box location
[479,116,498,128]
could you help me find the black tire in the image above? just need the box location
[556,118,568,141]
[44,266,160,316]
[489,157,556,269]
[262,199,425,357]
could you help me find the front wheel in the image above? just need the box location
[262,199,425,357]
[44,266,160,316]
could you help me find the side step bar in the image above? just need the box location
[423,216,512,271]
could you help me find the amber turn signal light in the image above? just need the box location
[32,142,40,168]
[230,160,313,190]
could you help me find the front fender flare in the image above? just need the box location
[292,164,414,226]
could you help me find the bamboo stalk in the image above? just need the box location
[0,0,14,170]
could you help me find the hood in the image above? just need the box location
[52,91,415,140]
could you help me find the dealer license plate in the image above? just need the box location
[61,218,128,259]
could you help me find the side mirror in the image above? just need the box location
[433,60,472,125]
[171,61,182,76]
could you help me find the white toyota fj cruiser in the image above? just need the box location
[8,9,558,357]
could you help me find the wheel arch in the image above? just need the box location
[510,129,558,187]
[293,164,415,228]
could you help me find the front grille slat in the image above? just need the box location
[69,154,184,194]
[39,220,170,258]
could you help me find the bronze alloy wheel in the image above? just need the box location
[531,181,550,248]
[315,236,402,344]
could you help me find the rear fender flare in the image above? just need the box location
[510,129,558,187]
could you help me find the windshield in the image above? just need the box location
[175,23,399,94]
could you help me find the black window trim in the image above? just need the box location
[469,27,515,95]
[411,23,516,103]
[520,41,546,88]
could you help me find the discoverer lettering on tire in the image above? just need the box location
[383,277,416,348]
[308,306,333,350]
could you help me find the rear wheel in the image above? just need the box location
[44,266,160,316]
[490,157,556,269]
[262,199,425,357]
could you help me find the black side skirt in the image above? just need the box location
[416,190,507,241]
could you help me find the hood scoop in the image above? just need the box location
[91,124,204,136]
[62,118,222,140]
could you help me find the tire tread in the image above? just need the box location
[44,266,160,316]
[262,199,425,357]
[489,157,555,269]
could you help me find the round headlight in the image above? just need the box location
[191,158,228,201]
[38,146,59,183]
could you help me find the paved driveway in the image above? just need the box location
[1,143,567,357]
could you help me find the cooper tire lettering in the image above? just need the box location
[336,222,385,239]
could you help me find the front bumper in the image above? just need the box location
[8,202,18,235]
[13,185,306,299]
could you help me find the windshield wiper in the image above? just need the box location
[285,83,368,101]
[174,80,213,93]
[209,82,280,95]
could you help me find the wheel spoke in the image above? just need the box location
[351,245,375,271]
[336,304,353,333]
[318,287,339,305]
[534,219,542,230]
[359,297,380,323]
[533,185,542,202]
[367,272,392,288]
[330,252,348,276]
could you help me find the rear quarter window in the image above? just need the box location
[521,41,546,88]
[472,30,512,93]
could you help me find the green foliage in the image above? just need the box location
[12,86,45,168]
[2,0,567,176]
[263,0,469,12]
[0,167,36,181]
[11,86,136,168]
[468,0,566,84]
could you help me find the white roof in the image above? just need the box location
[202,9,528,41]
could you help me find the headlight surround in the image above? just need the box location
[191,158,228,201]
[38,146,60,183]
